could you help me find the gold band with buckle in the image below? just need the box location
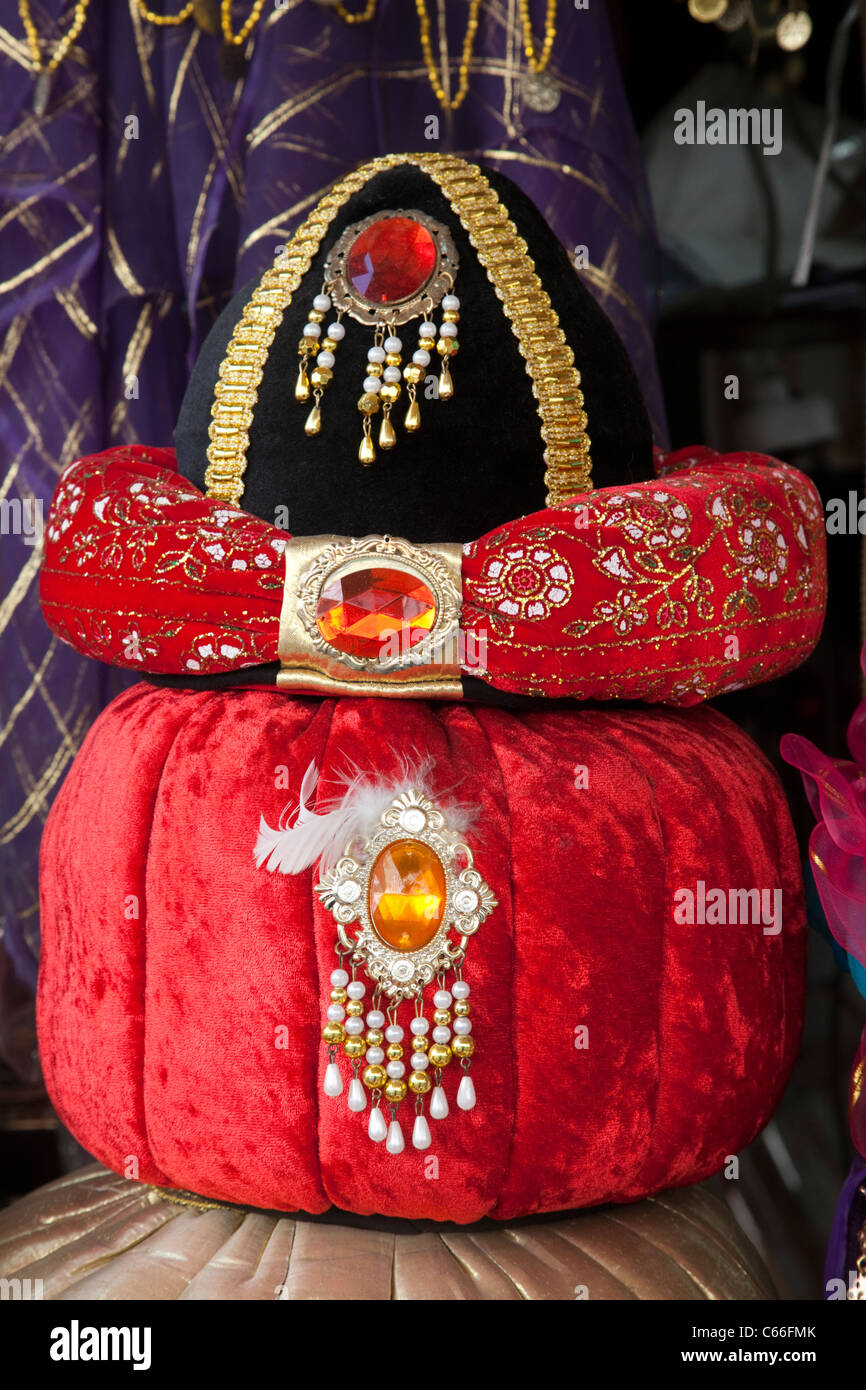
[277,534,463,698]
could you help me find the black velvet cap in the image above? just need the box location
[176,160,654,542]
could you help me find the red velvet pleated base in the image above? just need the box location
[38,685,805,1223]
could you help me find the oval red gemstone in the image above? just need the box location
[316,565,436,661]
[347,216,437,305]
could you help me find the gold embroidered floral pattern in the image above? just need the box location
[52,456,287,584]
[42,448,285,674]
[470,540,574,621]
[178,629,270,674]
[593,590,649,636]
[462,449,826,705]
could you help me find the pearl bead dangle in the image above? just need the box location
[296,288,344,439]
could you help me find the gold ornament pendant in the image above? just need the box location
[521,70,560,112]
[316,786,495,1152]
[296,208,461,466]
[255,766,494,1155]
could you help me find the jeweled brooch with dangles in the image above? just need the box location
[255,765,495,1154]
[295,209,461,466]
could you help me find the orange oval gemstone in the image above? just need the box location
[368,839,446,953]
[316,565,436,661]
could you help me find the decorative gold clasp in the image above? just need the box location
[316,786,496,999]
[276,533,463,698]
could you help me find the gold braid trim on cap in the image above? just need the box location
[204,153,591,509]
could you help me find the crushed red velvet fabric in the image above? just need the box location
[39,444,825,704]
[38,684,805,1222]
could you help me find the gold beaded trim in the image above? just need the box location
[204,153,591,509]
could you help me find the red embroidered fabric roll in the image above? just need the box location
[38,683,805,1222]
[39,442,826,704]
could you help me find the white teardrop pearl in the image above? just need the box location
[412,1115,432,1150]
[347,1078,366,1113]
[323,1063,343,1098]
[456,1075,477,1111]
[368,1106,387,1142]
[429,1085,449,1120]
[386,1119,405,1154]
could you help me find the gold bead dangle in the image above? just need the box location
[372,329,401,453]
[304,393,323,437]
[295,359,311,403]
[436,294,460,402]
[297,289,344,431]
[378,410,397,450]
[359,416,376,466]
[404,391,421,432]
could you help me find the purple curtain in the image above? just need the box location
[0,0,665,997]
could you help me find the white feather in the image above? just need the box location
[253,754,477,876]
